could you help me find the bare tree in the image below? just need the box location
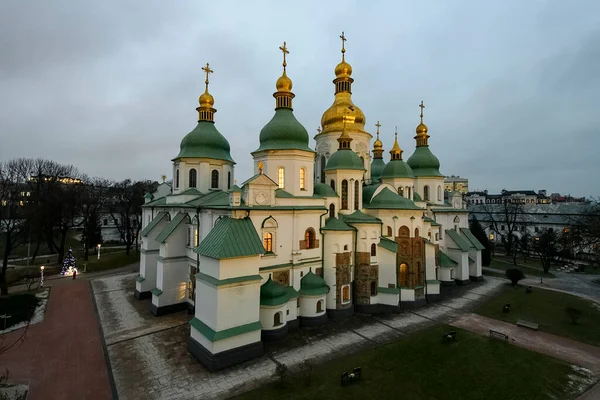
[531,228,558,273]
[570,199,600,261]
[108,180,157,255]
[0,160,30,295]
[481,201,527,265]
[78,177,109,261]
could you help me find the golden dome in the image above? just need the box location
[390,131,403,159]
[373,121,383,149]
[335,60,352,78]
[320,94,367,135]
[415,122,428,136]
[276,70,293,92]
[199,90,214,108]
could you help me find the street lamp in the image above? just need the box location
[97,244,102,260]
[40,265,45,287]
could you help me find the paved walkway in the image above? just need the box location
[451,313,600,375]
[0,281,112,400]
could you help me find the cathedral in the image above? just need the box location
[135,33,484,372]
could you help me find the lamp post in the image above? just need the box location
[40,265,45,287]
[97,244,101,260]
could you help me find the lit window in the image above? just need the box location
[342,285,350,302]
[305,228,316,249]
[489,233,494,240]
[300,168,306,190]
[195,228,199,246]
[278,167,285,189]
[563,227,569,233]
[263,232,273,253]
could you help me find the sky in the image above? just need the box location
[1,0,599,197]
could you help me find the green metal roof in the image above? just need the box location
[140,212,169,237]
[438,250,458,268]
[424,216,441,227]
[406,146,443,177]
[413,192,423,202]
[380,159,414,179]
[178,188,203,196]
[229,184,242,193]
[322,217,355,231]
[378,237,398,253]
[370,158,386,181]
[260,276,289,306]
[254,108,314,153]
[364,187,422,210]
[445,229,471,252]
[313,183,338,197]
[343,210,382,225]
[156,212,190,243]
[144,196,167,207]
[195,217,265,259]
[173,121,235,163]
[185,190,229,208]
[299,269,329,296]
[324,149,366,171]
[362,184,380,206]
[460,228,486,250]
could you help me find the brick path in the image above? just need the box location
[0,281,112,400]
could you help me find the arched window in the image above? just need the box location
[228,171,231,189]
[343,245,349,251]
[415,228,420,237]
[316,300,323,313]
[263,232,273,253]
[341,180,348,209]
[354,180,359,210]
[387,226,392,237]
[305,228,316,249]
[370,243,376,256]
[342,285,350,301]
[211,170,219,189]
[278,167,285,189]
[189,169,197,188]
[329,203,335,218]
[398,226,410,237]
[300,168,306,190]
[423,185,430,201]
[398,187,404,197]
[399,263,408,287]
[175,169,180,188]
[437,185,442,201]
[320,157,326,183]
[330,179,335,191]
[274,312,282,326]
[370,281,377,296]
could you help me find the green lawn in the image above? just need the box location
[0,293,40,330]
[236,325,594,400]
[474,285,600,347]
[488,257,555,278]
[82,251,139,273]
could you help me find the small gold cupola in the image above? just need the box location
[273,41,295,109]
[415,101,430,146]
[197,63,216,122]
[389,127,404,160]
[337,110,354,150]
[372,121,384,159]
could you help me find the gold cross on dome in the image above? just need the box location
[419,100,425,121]
[340,31,347,53]
[279,41,289,69]
[375,121,381,134]
[202,63,214,87]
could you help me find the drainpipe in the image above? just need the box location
[195,208,200,272]
[352,225,358,307]
[318,210,329,278]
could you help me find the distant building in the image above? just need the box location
[444,175,468,194]
[465,189,553,205]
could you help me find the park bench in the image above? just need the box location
[442,331,457,343]
[341,367,361,386]
[516,319,539,330]
[489,329,508,342]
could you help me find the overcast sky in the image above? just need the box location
[1,1,598,196]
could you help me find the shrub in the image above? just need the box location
[565,307,582,325]
[505,268,525,286]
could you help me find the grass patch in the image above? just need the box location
[0,293,40,330]
[82,251,139,273]
[489,258,555,278]
[474,285,600,346]
[236,325,593,400]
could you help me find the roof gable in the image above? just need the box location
[460,228,486,250]
[445,229,471,252]
[156,212,190,243]
[195,217,265,259]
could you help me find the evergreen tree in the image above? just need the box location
[470,215,492,266]
[61,248,77,275]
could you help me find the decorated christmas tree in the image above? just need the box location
[61,248,78,276]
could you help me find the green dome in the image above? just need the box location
[324,149,366,171]
[406,146,443,177]
[364,187,421,210]
[299,269,329,296]
[173,121,234,162]
[314,183,338,197]
[370,158,386,181]
[380,159,414,179]
[260,276,289,306]
[254,108,314,153]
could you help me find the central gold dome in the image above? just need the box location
[276,70,292,92]
[334,60,352,78]
[199,90,214,108]
[320,93,367,135]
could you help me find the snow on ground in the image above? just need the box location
[0,289,49,334]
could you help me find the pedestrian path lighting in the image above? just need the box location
[40,265,45,287]
[97,244,101,260]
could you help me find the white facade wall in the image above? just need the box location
[414,177,445,205]
[173,158,235,194]
[371,292,399,306]
[469,250,482,278]
[425,243,436,280]
[377,248,396,288]
[259,305,287,331]
[448,250,469,281]
[215,283,260,331]
[154,256,188,307]
[323,230,354,308]
[286,298,298,322]
[400,288,415,301]
[438,267,453,282]
[253,151,315,197]
[324,169,365,214]
[190,327,261,355]
[315,131,372,184]
[299,295,326,317]
[380,177,416,201]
